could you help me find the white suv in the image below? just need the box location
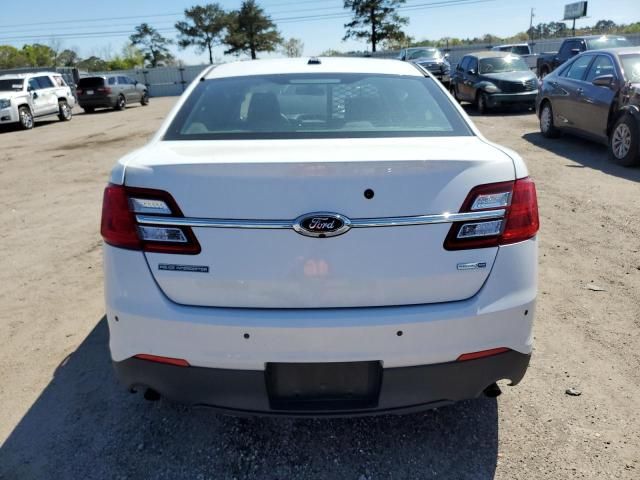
[0,72,75,129]
[101,57,539,416]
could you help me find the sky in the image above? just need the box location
[0,0,638,64]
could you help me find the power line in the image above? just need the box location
[0,0,497,43]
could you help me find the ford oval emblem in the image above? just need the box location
[293,212,352,238]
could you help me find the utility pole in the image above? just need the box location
[529,8,535,42]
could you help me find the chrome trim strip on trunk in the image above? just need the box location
[135,209,505,229]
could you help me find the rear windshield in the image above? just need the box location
[620,54,640,83]
[479,56,529,74]
[164,73,472,140]
[0,79,24,92]
[586,36,630,49]
[78,77,105,88]
[407,48,442,60]
[511,46,530,55]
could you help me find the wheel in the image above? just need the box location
[609,114,639,167]
[58,100,72,121]
[115,95,126,111]
[141,91,149,106]
[83,107,95,114]
[476,92,490,114]
[539,101,560,138]
[18,106,34,130]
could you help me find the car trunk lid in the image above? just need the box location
[124,137,515,308]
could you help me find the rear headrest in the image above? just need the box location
[247,92,282,127]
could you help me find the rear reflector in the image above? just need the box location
[457,347,510,362]
[134,354,190,367]
[444,177,539,250]
[100,184,201,254]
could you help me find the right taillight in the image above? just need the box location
[444,177,539,250]
[100,184,200,254]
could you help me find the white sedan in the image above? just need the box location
[101,57,539,416]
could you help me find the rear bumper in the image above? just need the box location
[78,95,116,108]
[114,350,531,416]
[488,91,538,106]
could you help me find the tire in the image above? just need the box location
[83,107,95,114]
[58,100,72,121]
[141,91,149,106]
[115,95,126,111]
[476,92,490,114]
[539,101,560,138]
[609,114,639,167]
[18,106,34,130]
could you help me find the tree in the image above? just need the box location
[57,49,79,67]
[224,0,282,60]
[280,38,304,57]
[594,19,617,33]
[0,46,29,69]
[76,56,109,72]
[175,4,227,64]
[130,23,174,67]
[22,44,56,67]
[343,0,408,53]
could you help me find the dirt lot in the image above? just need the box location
[0,98,638,480]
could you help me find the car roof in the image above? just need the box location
[205,57,423,79]
[466,51,515,59]
[566,34,628,41]
[0,72,58,79]
[586,46,640,55]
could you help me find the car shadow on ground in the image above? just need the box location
[523,131,640,182]
[75,105,145,116]
[462,104,535,117]
[0,120,59,133]
[0,317,499,480]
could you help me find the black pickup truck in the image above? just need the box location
[536,35,630,78]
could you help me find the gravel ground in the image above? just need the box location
[0,98,638,480]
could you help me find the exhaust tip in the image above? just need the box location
[483,383,502,398]
[144,388,161,401]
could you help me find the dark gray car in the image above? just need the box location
[76,75,148,113]
[398,47,451,86]
[536,47,640,166]
[450,51,538,114]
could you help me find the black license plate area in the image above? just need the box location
[266,361,382,411]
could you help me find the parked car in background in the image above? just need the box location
[537,47,640,166]
[491,43,538,70]
[101,57,539,416]
[398,47,451,86]
[450,52,538,113]
[76,75,148,113]
[0,72,75,130]
[536,35,631,78]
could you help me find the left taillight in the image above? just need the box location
[444,177,539,250]
[100,184,200,255]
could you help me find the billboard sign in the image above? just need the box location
[563,1,588,20]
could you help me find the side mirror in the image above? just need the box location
[570,48,581,56]
[592,74,615,88]
[467,69,476,75]
[444,53,450,59]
